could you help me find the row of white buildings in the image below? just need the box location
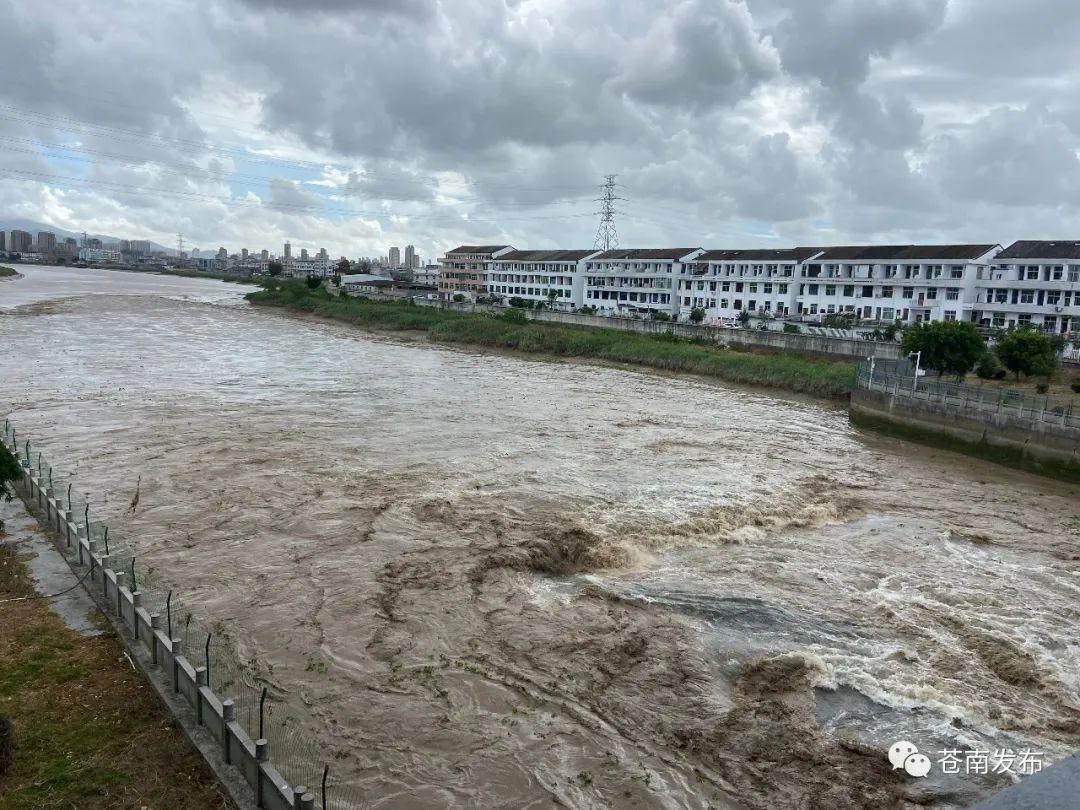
[436,241,1080,333]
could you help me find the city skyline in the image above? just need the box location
[4,2,1080,261]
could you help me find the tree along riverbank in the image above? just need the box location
[0,265,19,277]
[247,282,857,399]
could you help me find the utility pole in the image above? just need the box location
[594,174,625,251]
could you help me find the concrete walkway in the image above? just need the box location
[0,495,103,636]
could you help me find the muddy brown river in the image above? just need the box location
[2,266,1078,809]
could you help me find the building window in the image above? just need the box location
[946,288,960,300]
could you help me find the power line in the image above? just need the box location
[0,166,600,225]
[0,139,595,209]
[0,103,592,197]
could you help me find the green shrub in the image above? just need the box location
[246,285,858,398]
[500,308,528,324]
[901,320,986,378]
[996,328,1058,379]
[1036,382,1050,394]
[975,352,1007,380]
[688,307,705,324]
[782,324,801,334]
[650,310,671,322]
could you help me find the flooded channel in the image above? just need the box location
[2,266,1078,808]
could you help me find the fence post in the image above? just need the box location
[255,739,269,807]
[115,571,127,617]
[194,667,207,724]
[150,614,162,664]
[172,637,183,692]
[222,700,235,764]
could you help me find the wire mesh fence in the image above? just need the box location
[2,419,365,809]
[857,358,1080,428]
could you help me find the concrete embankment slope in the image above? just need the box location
[850,386,1080,483]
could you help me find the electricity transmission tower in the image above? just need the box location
[594,174,625,251]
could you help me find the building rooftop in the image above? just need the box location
[997,240,1080,260]
[445,245,512,255]
[696,248,822,262]
[494,249,598,262]
[592,248,701,260]
[341,273,395,284]
[812,244,999,261]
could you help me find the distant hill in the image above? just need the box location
[0,217,173,253]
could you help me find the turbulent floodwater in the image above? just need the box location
[2,266,1079,809]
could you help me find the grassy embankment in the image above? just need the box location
[0,437,230,808]
[247,282,857,399]
[101,265,256,284]
[0,552,232,809]
[0,265,18,277]
[0,544,231,809]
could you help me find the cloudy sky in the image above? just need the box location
[1,0,1078,260]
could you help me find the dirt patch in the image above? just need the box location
[0,542,231,809]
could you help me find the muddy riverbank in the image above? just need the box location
[2,266,1078,808]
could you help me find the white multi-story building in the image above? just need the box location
[583,248,704,317]
[287,256,331,278]
[438,245,513,299]
[679,248,823,321]
[794,245,1001,324]
[971,241,1080,334]
[413,264,440,286]
[487,249,601,310]
[78,246,122,264]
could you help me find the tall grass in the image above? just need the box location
[247,283,856,399]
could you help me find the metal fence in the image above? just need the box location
[2,418,368,809]
[855,359,1080,429]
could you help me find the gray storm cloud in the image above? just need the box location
[3,0,1080,258]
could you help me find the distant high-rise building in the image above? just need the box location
[63,237,77,253]
[217,247,227,258]
[261,249,269,261]
[241,248,249,260]
[191,248,201,259]
[404,245,416,269]
[317,247,328,260]
[301,248,309,260]
[86,237,102,250]
[37,231,57,252]
[0,232,5,252]
[284,242,292,261]
[10,230,32,252]
[118,239,131,252]
[389,246,401,268]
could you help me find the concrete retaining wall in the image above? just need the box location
[850,387,1080,482]
[411,298,901,361]
[5,440,317,810]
